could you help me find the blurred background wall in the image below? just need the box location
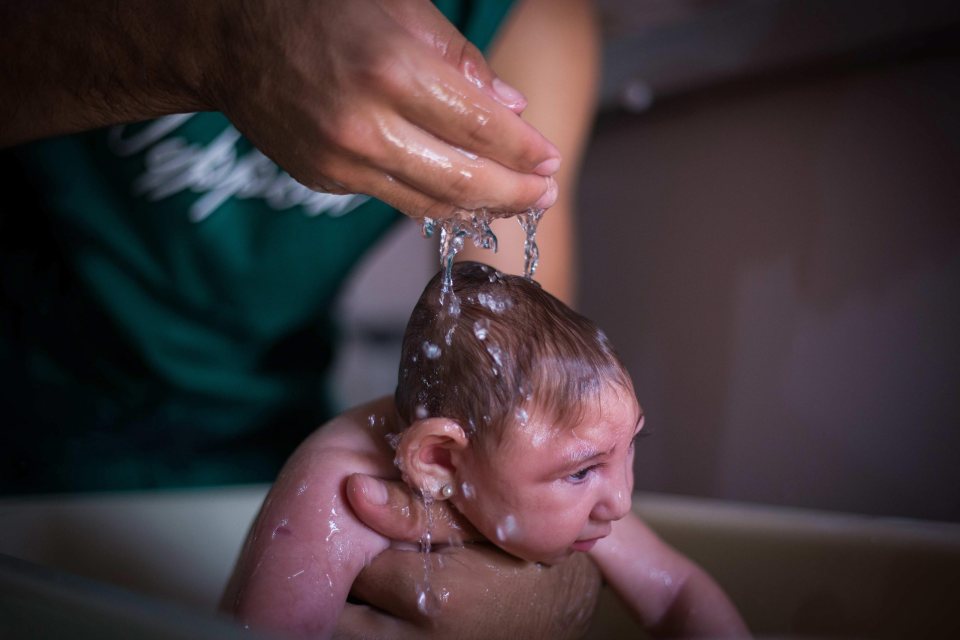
[332,0,960,523]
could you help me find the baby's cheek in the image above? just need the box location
[457,494,508,544]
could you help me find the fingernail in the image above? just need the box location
[355,475,388,505]
[534,176,558,209]
[534,156,562,176]
[492,77,526,109]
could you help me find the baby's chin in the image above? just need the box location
[500,544,576,566]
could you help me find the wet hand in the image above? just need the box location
[213,0,561,219]
[339,540,601,640]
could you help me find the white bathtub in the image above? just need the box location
[2,488,958,638]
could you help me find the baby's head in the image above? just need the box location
[394,261,643,564]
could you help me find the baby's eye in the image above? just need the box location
[567,466,596,483]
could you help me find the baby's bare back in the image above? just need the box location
[221,396,400,638]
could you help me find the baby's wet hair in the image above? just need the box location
[395,261,632,451]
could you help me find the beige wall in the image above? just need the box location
[578,52,960,521]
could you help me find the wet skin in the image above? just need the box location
[450,384,643,564]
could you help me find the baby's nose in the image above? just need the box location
[595,478,632,522]
[610,486,632,521]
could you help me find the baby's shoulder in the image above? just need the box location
[284,395,401,487]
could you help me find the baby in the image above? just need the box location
[223,261,748,639]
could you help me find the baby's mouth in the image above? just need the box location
[571,525,612,552]
[571,537,602,552]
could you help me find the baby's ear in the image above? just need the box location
[395,417,468,500]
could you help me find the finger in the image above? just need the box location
[391,54,561,177]
[324,151,557,218]
[358,115,558,212]
[382,1,528,113]
[346,474,481,544]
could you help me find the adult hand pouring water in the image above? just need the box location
[1,0,559,217]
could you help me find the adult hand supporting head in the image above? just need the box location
[337,474,602,640]
[215,0,561,219]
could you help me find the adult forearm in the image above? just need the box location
[3,0,562,218]
[0,0,220,146]
[344,546,602,640]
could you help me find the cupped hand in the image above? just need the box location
[213,0,561,219]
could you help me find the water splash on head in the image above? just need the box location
[422,341,442,360]
[438,218,466,308]
[473,319,489,341]
[434,210,504,308]
[477,290,512,313]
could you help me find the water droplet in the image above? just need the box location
[473,319,489,341]
[469,209,498,252]
[496,514,519,542]
[486,343,503,369]
[326,510,341,541]
[414,493,442,616]
[385,432,402,449]
[477,291,512,313]
[517,208,544,279]
[438,218,466,305]
[421,217,436,238]
[649,568,674,587]
[422,341,441,360]
[415,404,429,420]
[447,291,461,316]
[516,407,529,426]
[272,519,291,539]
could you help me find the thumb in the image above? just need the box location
[346,473,481,545]
[382,0,527,113]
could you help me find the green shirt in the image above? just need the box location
[0,0,516,494]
